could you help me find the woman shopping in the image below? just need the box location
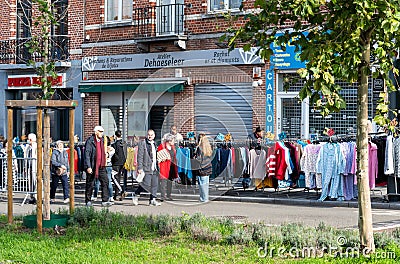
[195,133,213,203]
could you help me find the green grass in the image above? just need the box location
[0,210,399,263]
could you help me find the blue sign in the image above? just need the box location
[265,69,274,133]
[270,34,307,69]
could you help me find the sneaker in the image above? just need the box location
[101,201,113,207]
[132,195,139,206]
[109,197,114,202]
[63,198,70,204]
[50,199,56,203]
[91,196,97,201]
[149,198,161,206]
[121,191,128,198]
[86,201,93,207]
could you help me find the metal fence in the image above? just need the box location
[0,157,37,205]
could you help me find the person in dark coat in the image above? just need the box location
[111,130,128,200]
[84,126,112,207]
[132,129,160,206]
[50,140,70,203]
[248,126,263,149]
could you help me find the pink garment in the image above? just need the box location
[352,143,378,190]
[368,142,378,189]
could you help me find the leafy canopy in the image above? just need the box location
[225,0,400,126]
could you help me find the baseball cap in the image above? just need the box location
[93,126,104,132]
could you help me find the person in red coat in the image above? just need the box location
[157,133,178,201]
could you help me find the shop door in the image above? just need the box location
[195,83,253,139]
[276,96,308,139]
[150,105,173,143]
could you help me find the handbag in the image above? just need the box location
[198,154,212,176]
[136,171,145,183]
[157,148,171,163]
[56,167,66,176]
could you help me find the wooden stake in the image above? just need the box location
[36,107,43,233]
[69,108,75,213]
[7,108,13,224]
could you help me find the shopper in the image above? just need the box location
[50,140,70,203]
[111,130,128,201]
[195,133,213,203]
[91,137,115,203]
[248,126,263,149]
[84,126,112,207]
[132,129,160,206]
[158,133,178,201]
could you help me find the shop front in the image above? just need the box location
[80,47,264,141]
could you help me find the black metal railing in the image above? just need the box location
[133,4,186,38]
[0,35,69,64]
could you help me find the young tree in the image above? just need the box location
[226,0,400,251]
[24,0,63,220]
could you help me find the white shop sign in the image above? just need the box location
[82,47,263,71]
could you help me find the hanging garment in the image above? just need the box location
[368,142,378,189]
[300,144,322,188]
[249,149,266,179]
[316,142,345,201]
[384,135,394,175]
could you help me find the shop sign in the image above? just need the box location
[270,33,307,69]
[8,74,65,89]
[266,69,274,133]
[81,48,263,71]
[373,76,385,92]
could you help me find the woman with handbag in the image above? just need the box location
[50,140,70,203]
[195,133,213,203]
[157,133,178,201]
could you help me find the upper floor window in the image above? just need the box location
[209,0,241,12]
[106,0,132,22]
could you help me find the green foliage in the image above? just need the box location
[1,211,400,262]
[226,226,253,245]
[25,0,61,99]
[188,224,222,242]
[225,0,400,129]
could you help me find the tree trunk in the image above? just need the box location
[357,37,375,252]
[43,111,51,220]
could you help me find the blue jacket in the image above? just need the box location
[51,148,69,176]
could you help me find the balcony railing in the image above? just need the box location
[133,4,186,38]
[0,35,69,64]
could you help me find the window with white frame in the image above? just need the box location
[209,0,242,12]
[106,0,132,22]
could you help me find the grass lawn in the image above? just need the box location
[0,210,399,263]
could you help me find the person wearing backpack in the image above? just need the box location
[111,130,128,201]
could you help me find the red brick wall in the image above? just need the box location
[0,0,15,39]
[69,0,85,60]
[174,85,195,136]
[82,92,101,139]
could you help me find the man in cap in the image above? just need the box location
[83,126,112,207]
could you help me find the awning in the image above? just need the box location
[78,78,188,93]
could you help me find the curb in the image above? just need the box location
[169,193,400,210]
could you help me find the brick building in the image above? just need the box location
[0,0,85,140]
[78,0,267,142]
[1,1,382,142]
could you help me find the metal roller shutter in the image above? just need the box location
[195,83,253,140]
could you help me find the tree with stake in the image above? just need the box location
[225,0,400,251]
[24,0,65,221]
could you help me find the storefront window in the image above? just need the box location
[127,98,148,138]
[101,106,123,137]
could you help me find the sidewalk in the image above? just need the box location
[172,181,400,210]
[2,178,398,212]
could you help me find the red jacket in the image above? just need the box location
[157,143,178,180]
